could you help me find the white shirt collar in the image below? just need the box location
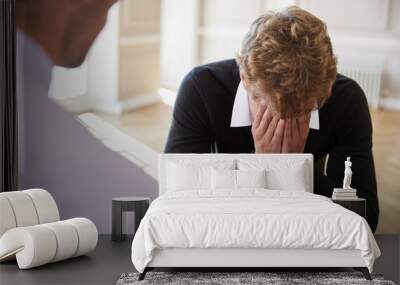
[230,81,320,130]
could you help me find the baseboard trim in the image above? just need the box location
[379,98,400,111]
[93,101,123,115]
[52,95,92,114]
[88,93,162,115]
[120,93,162,112]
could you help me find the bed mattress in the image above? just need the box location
[131,189,380,273]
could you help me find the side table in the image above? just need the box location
[331,197,366,219]
[112,197,150,242]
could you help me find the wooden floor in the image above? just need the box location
[370,109,400,233]
[97,103,172,152]
[97,104,400,234]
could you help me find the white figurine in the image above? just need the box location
[342,157,353,189]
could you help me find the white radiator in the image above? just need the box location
[338,66,382,108]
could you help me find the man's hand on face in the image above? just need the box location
[252,104,286,153]
[251,103,311,153]
[281,112,311,153]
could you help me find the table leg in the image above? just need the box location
[134,201,149,235]
[112,201,125,242]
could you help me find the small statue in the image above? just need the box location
[342,157,353,189]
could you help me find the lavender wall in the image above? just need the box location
[17,34,159,233]
[19,91,158,233]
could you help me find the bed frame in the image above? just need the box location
[140,248,371,280]
[138,154,371,281]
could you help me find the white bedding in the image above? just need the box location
[131,190,380,273]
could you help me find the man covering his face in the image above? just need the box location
[164,6,379,232]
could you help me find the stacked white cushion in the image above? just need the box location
[211,168,267,190]
[165,155,308,192]
[236,169,267,189]
[159,154,314,194]
[237,158,310,192]
[211,168,236,190]
[167,163,210,191]
[0,189,98,269]
[166,158,235,192]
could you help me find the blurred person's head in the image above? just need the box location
[16,0,117,68]
[236,6,337,119]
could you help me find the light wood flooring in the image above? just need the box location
[97,103,172,152]
[370,109,400,233]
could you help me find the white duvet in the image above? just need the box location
[131,190,380,273]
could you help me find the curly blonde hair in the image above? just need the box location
[236,6,337,118]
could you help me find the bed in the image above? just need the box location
[131,153,380,281]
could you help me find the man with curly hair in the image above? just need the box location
[164,6,379,232]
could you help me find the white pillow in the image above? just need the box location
[167,159,235,191]
[211,168,236,190]
[167,162,209,191]
[236,169,267,189]
[237,159,308,192]
[267,164,307,191]
[210,168,267,190]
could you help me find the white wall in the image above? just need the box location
[160,0,400,104]
[160,0,200,89]
[118,0,161,110]
[87,3,121,114]
[49,0,162,114]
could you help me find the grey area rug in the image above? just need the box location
[116,271,396,285]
